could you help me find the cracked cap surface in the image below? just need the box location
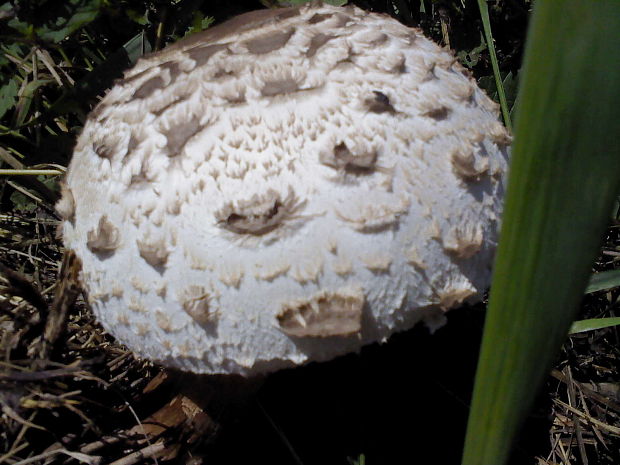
[59,2,510,376]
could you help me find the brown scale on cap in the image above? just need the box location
[261,77,303,97]
[443,224,485,259]
[291,255,324,284]
[334,195,410,232]
[126,134,140,154]
[155,309,175,332]
[215,189,300,236]
[423,106,451,121]
[306,33,337,58]
[151,92,194,117]
[245,28,295,54]
[360,253,393,273]
[86,216,120,256]
[133,75,166,100]
[177,285,216,325]
[163,116,204,156]
[135,323,150,337]
[321,142,378,174]
[365,91,396,114]
[451,146,490,181]
[127,296,148,314]
[137,235,169,269]
[155,282,167,298]
[405,246,427,270]
[130,276,151,294]
[254,261,292,281]
[218,265,244,288]
[132,62,183,100]
[92,141,116,160]
[128,156,158,188]
[277,287,365,337]
[435,286,477,311]
[332,255,354,276]
[307,12,332,24]
[186,43,228,67]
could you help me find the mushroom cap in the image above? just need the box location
[59,2,510,376]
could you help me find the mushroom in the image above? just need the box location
[58,2,510,376]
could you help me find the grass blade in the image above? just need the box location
[585,269,620,294]
[462,1,620,464]
[569,318,620,335]
[476,0,512,131]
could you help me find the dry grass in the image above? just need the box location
[538,225,620,464]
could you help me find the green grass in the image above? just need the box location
[476,0,512,131]
[462,1,620,463]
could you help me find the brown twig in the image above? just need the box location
[0,262,48,314]
[565,366,588,465]
[38,250,82,361]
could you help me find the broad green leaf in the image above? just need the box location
[122,32,152,65]
[569,317,620,335]
[462,2,620,465]
[0,78,19,119]
[6,0,101,43]
[185,12,215,36]
[6,16,35,39]
[585,269,620,294]
[10,189,38,212]
[36,0,102,43]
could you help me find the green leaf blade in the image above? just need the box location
[0,78,19,119]
[569,317,620,335]
[462,1,620,464]
[586,269,620,294]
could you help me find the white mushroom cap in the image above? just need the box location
[58,2,510,376]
